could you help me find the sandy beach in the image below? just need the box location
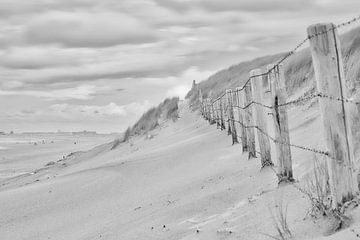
[1,101,359,240]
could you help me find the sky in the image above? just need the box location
[0,0,360,133]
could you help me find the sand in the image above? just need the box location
[1,101,360,240]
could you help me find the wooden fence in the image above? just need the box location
[198,21,360,210]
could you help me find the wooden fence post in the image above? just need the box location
[224,96,232,136]
[208,99,212,123]
[226,90,239,144]
[219,97,225,130]
[217,101,221,127]
[215,100,219,128]
[206,98,211,123]
[308,23,357,208]
[210,101,215,125]
[203,98,207,120]
[236,87,248,152]
[244,81,257,159]
[207,98,211,122]
[210,99,215,125]
[250,69,272,167]
[198,88,203,116]
[268,64,293,182]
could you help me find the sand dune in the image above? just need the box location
[1,101,360,240]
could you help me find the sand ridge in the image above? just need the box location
[1,101,360,239]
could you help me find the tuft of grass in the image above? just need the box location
[131,107,161,135]
[304,154,331,217]
[131,97,179,136]
[294,154,352,234]
[263,200,292,240]
[110,138,121,150]
[111,127,131,150]
[116,97,179,144]
[123,127,131,142]
[161,97,179,121]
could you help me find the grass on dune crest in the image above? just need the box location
[187,26,360,103]
[112,97,179,148]
[191,53,287,101]
[131,97,179,136]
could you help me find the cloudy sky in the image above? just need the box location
[0,0,359,133]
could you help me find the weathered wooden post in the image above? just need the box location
[250,69,272,167]
[308,23,357,208]
[210,99,215,124]
[205,98,209,120]
[226,90,239,144]
[265,74,272,93]
[216,100,221,127]
[208,98,212,122]
[203,97,207,120]
[223,95,231,136]
[219,97,225,130]
[215,100,220,128]
[236,88,248,152]
[198,88,203,116]
[206,98,211,123]
[210,101,215,125]
[243,82,257,159]
[208,98,212,123]
[268,64,293,182]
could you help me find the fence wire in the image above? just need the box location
[199,14,360,176]
[209,14,360,103]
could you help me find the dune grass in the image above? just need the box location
[264,201,292,240]
[190,53,286,102]
[131,97,179,136]
[186,26,360,106]
[111,97,179,149]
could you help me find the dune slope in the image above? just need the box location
[2,101,360,240]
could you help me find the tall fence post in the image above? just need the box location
[203,98,208,120]
[210,101,215,125]
[308,23,357,208]
[226,90,239,144]
[206,98,211,123]
[268,64,293,182]
[250,69,272,167]
[225,96,231,136]
[236,87,248,152]
[198,88,203,116]
[215,100,220,128]
[207,98,211,123]
[244,81,257,159]
[219,97,225,130]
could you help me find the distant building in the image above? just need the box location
[71,130,97,135]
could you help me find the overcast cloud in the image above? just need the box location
[1,0,360,133]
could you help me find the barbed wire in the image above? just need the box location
[204,110,358,173]
[233,118,358,172]
[229,90,360,112]
[230,118,330,157]
[199,14,360,177]
[277,92,320,107]
[210,14,360,103]
[234,100,273,110]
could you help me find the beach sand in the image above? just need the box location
[1,101,360,239]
